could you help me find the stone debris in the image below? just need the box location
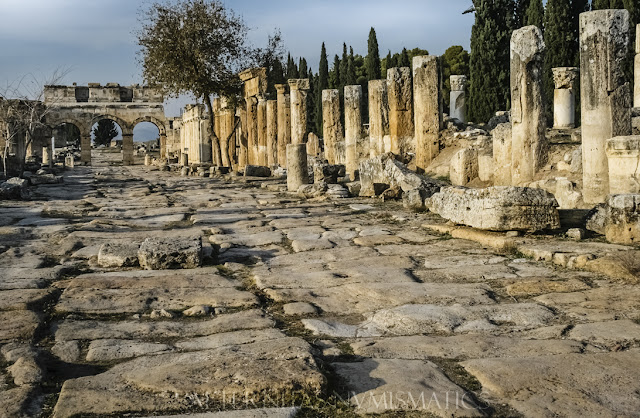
[586,194,640,244]
[428,186,560,231]
[138,236,202,269]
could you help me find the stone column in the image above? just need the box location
[344,85,362,180]
[80,134,91,165]
[635,24,640,108]
[159,133,167,159]
[289,79,310,145]
[450,75,467,123]
[552,67,579,128]
[267,100,278,167]
[413,56,442,173]
[180,152,189,167]
[42,146,50,166]
[257,97,267,166]
[510,25,547,185]
[387,67,414,155]
[275,84,291,167]
[286,143,309,192]
[122,133,134,166]
[322,89,342,164]
[368,80,389,158]
[580,10,632,204]
[239,108,248,169]
[246,97,258,165]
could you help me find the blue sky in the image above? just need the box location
[0,0,475,119]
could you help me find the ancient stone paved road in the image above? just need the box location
[2,150,640,418]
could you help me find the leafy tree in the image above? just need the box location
[525,0,544,29]
[441,46,470,114]
[137,0,252,165]
[259,30,286,98]
[92,119,119,147]
[468,0,515,123]
[366,27,382,80]
[315,43,329,135]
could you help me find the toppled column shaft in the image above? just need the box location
[580,10,632,204]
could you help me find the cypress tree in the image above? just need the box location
[543,0,574,119]
[399,47,410,67]
[526,0,544,29]
[468,0,515,123]
[347,47,357,85]
[366,27,382,80]
[316,43,330,135]
[340,43,349,87]
[329,54,341,89]
[515,0,531,28]
[307,69,316,135]
[299,58,308,78]
[383,50,394,78]
[286,53,299,79]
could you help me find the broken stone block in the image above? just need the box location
[0,178,28,200]
[313,162,343,184]
[450,148,478,186]
[402,188,428,211]
[97,242,140,268]
[138,237,202,270]
[586,194,640,244]
[244,165,271,177]
[30,174,63,185]
[383,158,441,195]
[427,186,560,232]
[8,356,43,386]
[358,153,392,197]
[492,123,513,186]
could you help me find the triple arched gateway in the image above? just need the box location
[43,83,168,165]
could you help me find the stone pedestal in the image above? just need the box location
[180,153,188,167]
[580,10,632,204]
[606,136,640,194]
[65,155,74,168]
[286,143,309,192]
[450,75,467,123]
[413,56,442,173]
[81,135,91,165]
[42,146,50,166]
[344,85,362,180]
[553,67,579,128]
[511,25,547,185]
[368,80,389,157]
[289,79,310,145]
[387,67,414,155]
[144,154,152,166]
[122,133,134,166]
[275,85,292,167]
[322,89,342,164]
[267,100,277,166]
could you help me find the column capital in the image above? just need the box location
[275,84,288,94]
[552,67,579,89]
[288,79,310,91]
[450,75,468,91]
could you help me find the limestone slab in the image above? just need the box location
[86,339,174,362]
[0,311,41,343]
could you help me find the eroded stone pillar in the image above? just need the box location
[42,146,50,166]
[580,10,632,204]
[323,89,343,164]
[267,100,277,167]
[275,85,291,167]
[344,85,362,180]
[159,133,167,159]
[450,75,467,123]
[511,25,547,185]
[286,143,309,192]
[257,97,267,166]
[635,24,640,108]
[81,134,91,165]
[387,67,414,155]
[553,67,579,128]
[246,97,258,165]
[289,79,310,145]
[239,108,248,169]
[368,80,389,158]
[413,56,442,173]
[122,133,134,166]
[493,123,513,186]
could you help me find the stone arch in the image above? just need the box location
[89,114,132,135]
[132,116,167,136]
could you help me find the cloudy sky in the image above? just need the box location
[0,0,475,120]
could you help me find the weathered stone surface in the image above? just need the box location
[0,311,40,343]
[450,75,467,123]
[334,359,482,416]
[368,80,389,157]
[511,25,547,185]
[288,79,310,145]
[174,328,286,351]
[344,85,362,180]
[138,236,202,269]
[53,338,325,417]
[86,339,174,361]
[144,408,299,418]
[0,289,50,310]
[586,194,640,244]
[30,174,63,185]
[580,10,632,204]
[463,352,640,417]
[7,356,43,385]
[387,67,414,155]
[567,320,640,347]
[97,242,140,267]
[244,165,271,177]
[351,335,584,360]
[492,123,512,186]
[286,143,308,192]
[553,67,579,128]
[428,186,560,231]
[606,136,640,194]
[534,286,640,321]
